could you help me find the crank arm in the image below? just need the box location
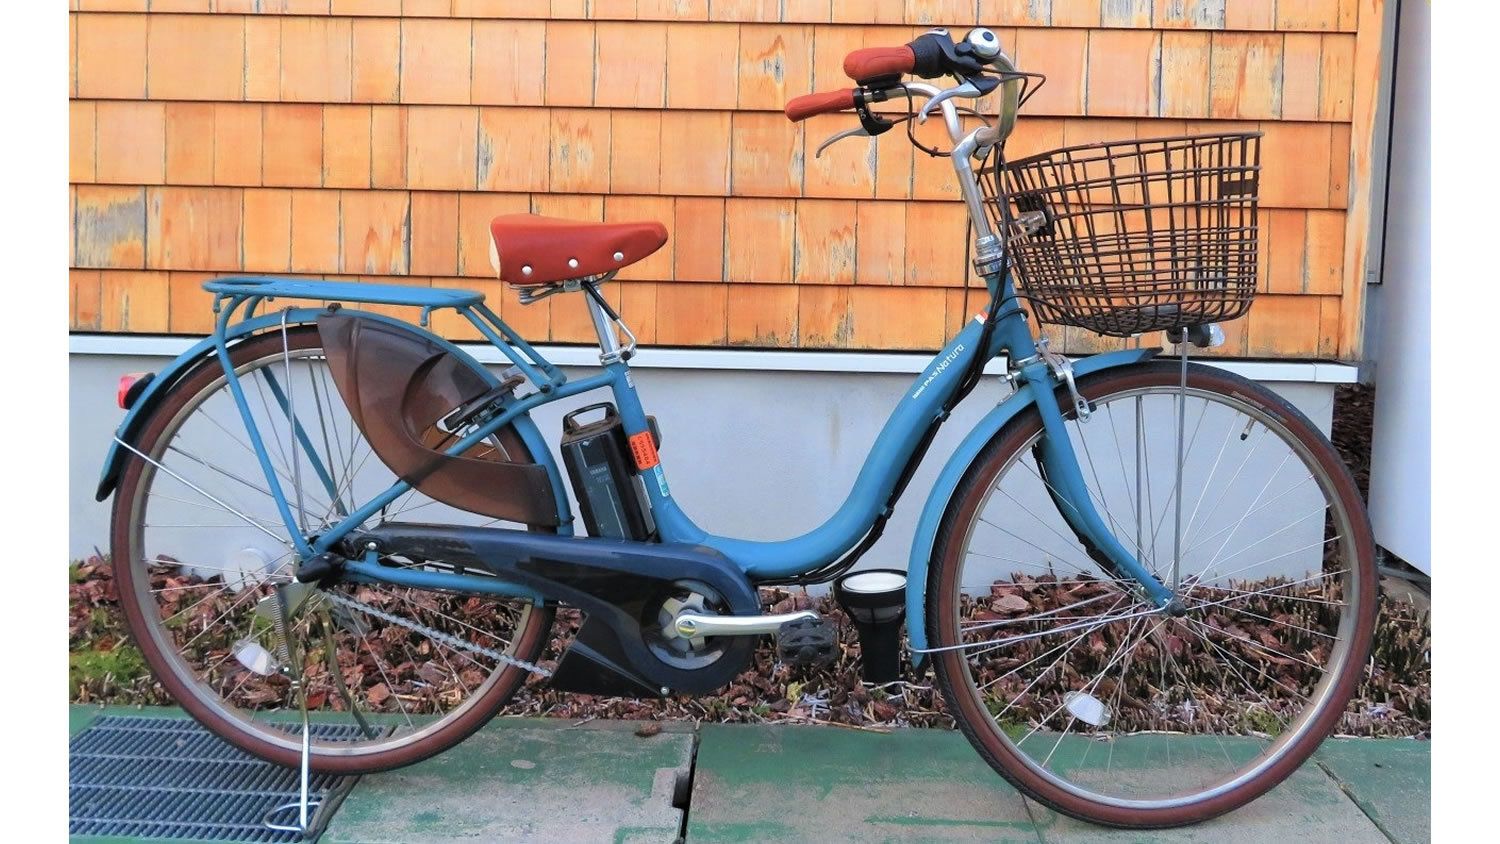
[674,609,819,640]
[815,125,872,158]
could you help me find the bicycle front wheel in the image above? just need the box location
[110,326,555,774]
[927,361,1375,828]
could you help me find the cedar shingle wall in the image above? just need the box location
[68,0,1381,359]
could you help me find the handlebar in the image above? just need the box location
[843,46,915,83]
[781,29,1021,258]
[784,88,857,122]
[783,29,1013,156]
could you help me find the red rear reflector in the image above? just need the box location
[118,373,150,409]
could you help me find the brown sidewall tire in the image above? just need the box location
[927,362,1377,828]
[110,327,556,775]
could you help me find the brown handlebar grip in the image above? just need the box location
[784,89,857,122]
[843,46,915,83]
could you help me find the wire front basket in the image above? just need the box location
[982,133,1262,338]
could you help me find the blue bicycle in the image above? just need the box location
[100,28,1374,829]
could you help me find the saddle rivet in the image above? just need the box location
[521,265,532,276]
[568,258,579,269]
[613,251,624,261]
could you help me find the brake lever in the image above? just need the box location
[815,125,871,158]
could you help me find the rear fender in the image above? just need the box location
[94,311,571,534]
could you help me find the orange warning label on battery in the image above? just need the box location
[628,431,659,470]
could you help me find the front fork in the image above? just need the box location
[979,261,1175,610]
[1017,354,1177,610]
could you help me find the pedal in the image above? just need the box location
[776,617,838,667]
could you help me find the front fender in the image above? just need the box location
[904,347,1159,667]
[94,311,571,534]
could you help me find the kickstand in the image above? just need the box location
[318,610,378,740]
[261,585,322,837]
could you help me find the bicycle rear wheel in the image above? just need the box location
[927,361,1375,827]
[110,326,555,774]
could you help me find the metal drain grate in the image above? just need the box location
[69,715,365,842]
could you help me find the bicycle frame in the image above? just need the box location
[99,269,1172,664]
[97,80,1176,667]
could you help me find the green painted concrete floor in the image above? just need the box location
[69,706,1429,844]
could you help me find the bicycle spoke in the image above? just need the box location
[197,405,303,493]
[1140,397,1160,572]
[987,607,1135,724]
[1018,615,1156,748]
[252,370,295,486]
[1201,537,1343,588]
[146,559,297,580]
[960,591,1121,631]
[145,492,287,530]
[1184,618,1312,710]
[159,444,299,539]
[1197,505,1328,570]
[949,604,1160,653]
[394,591,515,651]
[1194,452,1294,580]
[1208,602,1340,643]
[1141,395,1212,569]
[1181,474,1318,560]
[1185,617,1324,671]
[180,568,292,650]
[1179,426,1272,568]
[305,359,350,519]
[1188,573,1347,608]
[972,516,1107,583]
[1014,451,1155,569]
[974,595,1131,692]
[1154,621,1239,766]
[1180,406,1241,545]
[1103,401,1141,535]
[356,622,414,729]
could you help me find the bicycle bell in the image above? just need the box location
[964,28,1002,60]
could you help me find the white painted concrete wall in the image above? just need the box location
[1368,0,1431,574]
[71,342,1347,584]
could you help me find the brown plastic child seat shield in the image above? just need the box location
[316,313,561,527]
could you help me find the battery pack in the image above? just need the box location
[559,403,657,541]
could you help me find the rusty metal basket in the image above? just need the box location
[981,132,1262,338]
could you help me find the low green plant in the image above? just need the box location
[1242,706,1283,737]
[69,643,149,694]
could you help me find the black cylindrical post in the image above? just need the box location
[833,569,908,684]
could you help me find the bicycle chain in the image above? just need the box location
[320,589,553,678]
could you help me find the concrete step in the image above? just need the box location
[321,718,694,844]
[684,723,1428,844]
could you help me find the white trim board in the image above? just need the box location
[69,334,1359,384]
